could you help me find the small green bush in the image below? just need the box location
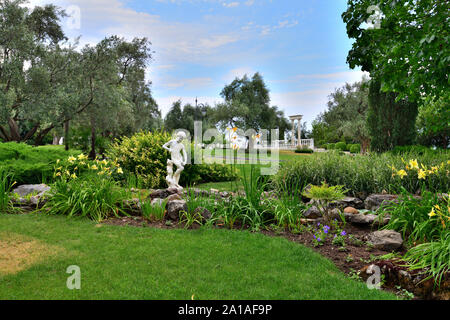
[294,146,314,154]
[335,142,347,151]
[327,143,335,150]
[350,144,361,154]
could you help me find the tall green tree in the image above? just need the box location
[416,94,450,149]
[367,79,418,152]
[312,77,371,152]
[0,1,159,153]
[164,100,214,136]
[342,0,449,102]
[213,72,290,139]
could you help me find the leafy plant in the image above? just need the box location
[141,198,167,221]
[383,189,449,243]
[302,182,348,225]
[43,176,127,222]
[402,231,450,287]
[0,168,16,213]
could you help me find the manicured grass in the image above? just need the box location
[196,150,306,191]
[0,213,396,300]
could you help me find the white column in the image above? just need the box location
[297,120,301,147]
[291,119,295,146]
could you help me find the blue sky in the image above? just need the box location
[28,0,367,128]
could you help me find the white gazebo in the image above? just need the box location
[289,114,303,146]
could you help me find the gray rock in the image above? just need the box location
[367,230,403,251]
[303,206,322,219]
[151,198,163,206]
[123,198,142,216]
[166,200,187,221]
[194,207,212,222]
[166,193,182,202]
[149,188,181,200]
[364,194,398,211]
[330,197,364,210]
[350,213,378,225]
[12,184,50,197]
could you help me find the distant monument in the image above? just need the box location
[289,115,303,146]
[162,131,187,189]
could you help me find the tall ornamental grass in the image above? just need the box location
[272,150,449,195]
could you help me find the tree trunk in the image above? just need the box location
[64,120,70,151]
[34,126,54,146]
[88,117,96,159]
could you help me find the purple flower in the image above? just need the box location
[317,238,322,242]
[324,229,328,234]
[334,234,337,238]
[313,234,316,239]
[341,231,347,236]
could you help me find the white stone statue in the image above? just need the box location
[163,131,188,189]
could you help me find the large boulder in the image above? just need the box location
[12,184,50,197]
[366,230,403,251]
[166,200,187,221]
[364,194,398,211]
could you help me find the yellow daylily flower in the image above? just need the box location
[91,165,98,170]
[55,172,61,177]
[409,159,419,170]
[71,173,77,179]
[397,170,407,179]
[428,208,436,217]
[418,169,427,180]
[68,156,76,162]
[117,168,123,174]
[101,159,108,165]
[56,159,60,164]
[98,171,105,175]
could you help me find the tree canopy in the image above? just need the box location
[342,0,449,101]
[0,0,159,157]
[213,72,290,139]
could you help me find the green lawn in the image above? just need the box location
[196,149,310,191]
[0,213,396,300]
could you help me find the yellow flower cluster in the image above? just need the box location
[428,204,450,228]
[53,154,123,180]
[390,158,447,180]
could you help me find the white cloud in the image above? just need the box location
[222,1,240,8]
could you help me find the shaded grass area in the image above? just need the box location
[0,214,396,300]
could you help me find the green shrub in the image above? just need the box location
[402,231,450,286]
[350,144,361,154]
[294,146,314,154]
[383,190,449,243]
[335,142,347,151]
[44,175,127,222]
[272,150,450,195]
[0,142,82,185]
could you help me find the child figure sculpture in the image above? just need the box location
[162,131,188,189]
